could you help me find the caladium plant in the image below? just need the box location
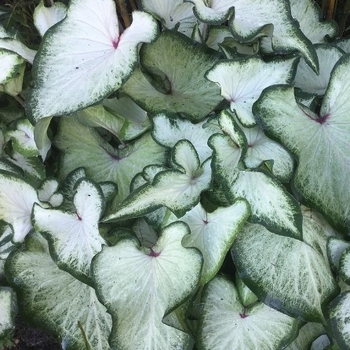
[1,0,350,349]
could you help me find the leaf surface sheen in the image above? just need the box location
[27,0,158,121]
[198,276,299,350]
[33,179,106,284]
[231,223,338,322]
[255,55,350,231]
[92,222,202,350]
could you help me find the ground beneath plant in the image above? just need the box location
[2,316,61,350]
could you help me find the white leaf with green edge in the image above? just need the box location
[122,30,222,121]
[0,224,15,279]
[240,123,295,182]
[336,38,350,53]
[181,199,249,285]
[54,117,166,204]
[103,95,150,141]
[34,117,52,160]
[211,133,302,239]
[103,140,212,221]
[227,0,318,72]
[198,275,299,350]
[235,273,258,307]
[295,45,344,95]
[206,56,298,126]
[0,172,41,243]
[290,0,338,44]
[0,49,25,96]
[187,0,234,24]
[6,151,45,181]
[27,0,158,122]
[302,206,339,263]
[339,248,350,285]
[231,223,339,322]
[285,322,327,350]
[151,113,220,163]
[92,222,202,350]
[33,179,106,284]
[141,0,196,36]
[208,110,246,186]
[33,0,67,37]
[0,287,17,343]
[254,55,350,231]
[7,119,38,157]
[205,26,231,51]
[0,38,36,64]
[37,178,63,207]
[99,181,118,203]
[327,237,350,272]
[328,291,350,350]
[0,50,24,86]
[6,232,112,350]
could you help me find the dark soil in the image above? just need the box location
[2,316,61,350]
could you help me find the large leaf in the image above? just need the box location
[27,0,158,121]
[181,200,249,285]
[254,55,350,231]
[198,276,299,350]
[33,178,106,285]
[5,232,112,350]
[54,117,166,203]
[103,140,212,221]
[92,222,202,350]
[231,223,339,322]
[122,30,222,121]
[206,56,298,126]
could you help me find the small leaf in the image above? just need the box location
[231,223,339,322]
[0,171,40,242]
[0,287,17,345]
[206,56,298,126]
[27,0,158,121]
[198,276,299,350]
[181,199,250,285]
[92,222,202,350]
[33,179,106,284]
[327,237,350,273]
[33,0,67,37]
[151,113,220,163]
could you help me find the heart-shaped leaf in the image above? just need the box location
[181,199,249,285]
[254,54,350,231]
[206,55,298,126]
[92,221,202,350]
[33,178,106,284]
[122,30,222,121]
[198,276,299,350]
[27,0,158,121]
[231,223,339,322]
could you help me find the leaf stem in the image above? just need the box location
[116,0,131,28]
